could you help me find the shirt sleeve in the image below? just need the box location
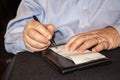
[112,23,120,35]
[4,0,46,54]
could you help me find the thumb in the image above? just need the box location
[46,24,55,38]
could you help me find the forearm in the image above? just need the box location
[4,0,45,54]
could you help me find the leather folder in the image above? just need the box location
[42,49,111,74]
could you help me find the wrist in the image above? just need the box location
[105,26,120,49]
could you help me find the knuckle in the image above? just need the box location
[98,43,104,49]
[48,24,54,27]
[26,44,33,52]
[83,42,89,47]
[28,29,34,36]
[28,20,34,25]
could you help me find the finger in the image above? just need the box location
[77,37,98,53]
[92,41,109,52]
[32,21,52,39]
[24,33,50,49]
[67,34,96,51]
[64,35,79,49]
[27,29,49,44]
[46,24,55,36]
[25,42,48,52]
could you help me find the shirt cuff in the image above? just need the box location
[15,36,28,54]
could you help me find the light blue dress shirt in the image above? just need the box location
[4,0,120,54]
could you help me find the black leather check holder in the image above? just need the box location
[42,49,110,74]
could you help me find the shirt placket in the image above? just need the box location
[79,0,89,29]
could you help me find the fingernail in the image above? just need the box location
[78,50,82,53]
[92,49,97,52]
[47,41,51,45]
[64,45,68,49]
[47,35,52,39]
[69,48,74,52]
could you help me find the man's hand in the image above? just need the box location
[23,20,55,52]
[65,27,120,53]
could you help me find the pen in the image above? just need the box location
[33,15,57,48]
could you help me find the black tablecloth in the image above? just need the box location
[2,48,120,80]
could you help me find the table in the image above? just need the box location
[2,47,120,80]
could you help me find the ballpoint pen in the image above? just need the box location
[33,15,57,48]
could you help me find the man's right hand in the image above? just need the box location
[23,20,55,52]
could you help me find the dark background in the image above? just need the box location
[0,0,21,79]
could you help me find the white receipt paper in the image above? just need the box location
[50,45,106,65]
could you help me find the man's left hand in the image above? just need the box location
[65,27,120,53]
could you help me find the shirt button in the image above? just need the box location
[82,23,88,27]
[82,6,87,10]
